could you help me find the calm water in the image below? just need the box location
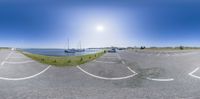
[23,49,101,56]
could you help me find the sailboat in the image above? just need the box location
[64,39,76,53]
[75,41,85,52]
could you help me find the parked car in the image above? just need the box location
[107,48,117,53]
[118,48,126,50]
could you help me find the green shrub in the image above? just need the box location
[80,57,83,61]
[68,60,71,63]
[53,60,57,63]
[180,46,184,50]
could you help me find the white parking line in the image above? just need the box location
[101,57,117,59]
[1,51,13,66]
[5,52,13,60]
[121,61,125,65]
[1,61,5,66]
[93,60,116,64]
[4,60,35,64]
[117,54,127,65]
[156,53,160,56]
[170,53,174,56]
[103,54,118,58]
[166,54,170,57]
[117,53,121,60]
[174,53,178,56]
[9,57,27,59]
[77,65,137,80]
[189,67,200,79]
[146,77,174,81]
[127,67,137,74]
[0,65,51,81]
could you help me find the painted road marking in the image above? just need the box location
[117,54,126,65]
[1,61,5,66]
[117,53,121,60]
[5,52,13,60]
[93,60,116,64]
[156,53,160,56]
[9,57,27,59]
[174,53,178,56]
[146,77,174,81]
[1,51,13,66]
[172,53,176,56]
[0,65,51,81]
[77,65,137,80]
[4,60,35,64]
[189,67,200,79]
[121,61,125,65]
[127,67,137,74]
[101,57,117,59]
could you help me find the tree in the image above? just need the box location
[180,46,184,50]
[140,46,146,50]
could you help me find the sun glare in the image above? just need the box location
[96,25,104,32]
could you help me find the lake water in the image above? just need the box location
[23,49,101,56]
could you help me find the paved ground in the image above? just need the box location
[1,49,200,99]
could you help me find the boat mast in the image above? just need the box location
[68,39,69,50]
[80,41,81,49]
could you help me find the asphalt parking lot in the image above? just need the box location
[1,49,200,99]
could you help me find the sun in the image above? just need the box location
[96,25,104,32]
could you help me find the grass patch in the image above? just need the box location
[0,47,10,50]
[22,51,105,67]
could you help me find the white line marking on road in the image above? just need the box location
[4,60,35,64]
[117,53,126,65]
[1,61,5,66]
[101,57,117,59]
[122,61,125,65]
[5,52,13,60]
[171,53,176,56]
[0,65,51,81]
[189,67,200,79]
[146,77,174,81]
[93,60,116,64]
[156,53,160,56]
[127,67,137,74]
[77,65,137,80]
[1,51,13,66]
[117,53,121,60]
[147,54,152,56]
[9,57,26,59]
[174,53,178,56]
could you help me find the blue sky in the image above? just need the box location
[0,0,200,48]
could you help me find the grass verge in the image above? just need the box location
[22,51,105,67]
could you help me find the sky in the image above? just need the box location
[0,0,200,48]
